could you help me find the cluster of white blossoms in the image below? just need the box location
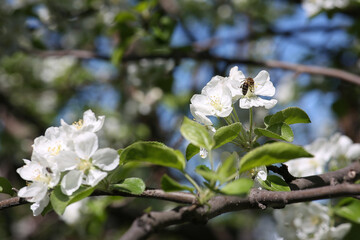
[190,66,277,127]
[274,202,351,240]
[302,0,349,16]
[286,133,360,177]
[190,67,277,159]
[17,110,120,216]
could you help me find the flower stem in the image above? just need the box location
[249,107,253,148]
[184,172,202,195]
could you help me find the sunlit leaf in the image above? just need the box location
[120,141,186,171]
[239,142,313,173]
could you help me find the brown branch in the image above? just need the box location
[119,183,360,240]
[32,50,360,86]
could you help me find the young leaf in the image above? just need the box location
[268,107,311,125]
[0,177,14,196]
[180,117,215,150]
[213,122,242,149]
[120,141,186,171]
[259,175,290,191]
[186,143,200,161]
[111,177,145,195]
[335,198,360,223]
[161,174,194,193]
[217,152,238,184]
[50,186,95,215]
[264,115,273,127]
[239,142,313,173]
[255,122,294,142]
[221,178,253,196]
[195,165,218,182]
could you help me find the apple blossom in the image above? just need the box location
[32,126,72,167]
[274,202,351,240]
[190,77,233,122]
[61,109,105,136]
[56,131,119,195]
[17,154,60,216]
[233,70,277,109]
[286,133,360,177]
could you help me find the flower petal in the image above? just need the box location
[190,104,213,126]
[253,70,270,85]
[61,170,83,196]
[239,97,277,109]
[18,182,48,202]
[83,169,107,186]
[92,148,119,171]
[31,195,50,216]
[255,80,276,97]
[83,109,105,132]
[74,132,98,160]
[56,151,80,171]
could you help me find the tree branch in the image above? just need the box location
[33,50,360,86]
[119,183,360,240]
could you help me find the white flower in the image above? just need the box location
[236,70,277,109]
[190,77,233,124]
[61,199,88,225]
[57,132,119,195]
[286,138,330,177]
[32,126,72,167]
[61,109,105,136]
[286,133,360,177]
[206,71,244,102]
[274,202,351,240]
[302,0,349,17]
[17,154,60,216]
[328,133,360,170]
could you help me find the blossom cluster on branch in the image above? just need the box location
[16,110,119,216]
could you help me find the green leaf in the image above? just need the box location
[221,178,253,196]
[259,175,290,191]
[264,115,273,127]
[186,143,200,161]
[217,152,238,184]
[111,177,145,195]
[268,107,311,125]
[195,165,218,182]
[255,123,294,142]
[0,177,14,196]
[120,141,186,171]
[161,174,194,193]
[180,117,214,150]
[50,186,95,215]
[239,142,313,173]
[213,123,242,149]
[335,198,360,223]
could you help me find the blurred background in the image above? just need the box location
[1,0,360,239]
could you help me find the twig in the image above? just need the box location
[119,183,360,240]
[33,50,360,85]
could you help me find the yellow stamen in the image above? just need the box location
[48,144,61,156]
[209,96,222,111]
[72,119,84,130]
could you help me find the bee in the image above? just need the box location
[240,77,255,96]
[46,167,53,174]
